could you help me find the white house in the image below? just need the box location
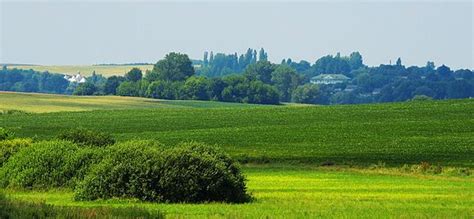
[310,74,350,85]
[64,73,86,83]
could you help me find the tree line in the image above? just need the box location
[1,49,473,105]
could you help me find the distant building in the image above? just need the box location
[310,74,350,85]
[64,73,86,83]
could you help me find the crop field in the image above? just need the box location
[0,92,260,113]
[0,92,473,217]
[5,166,473,218]
[5,65,154,77]
[1,94,473,166]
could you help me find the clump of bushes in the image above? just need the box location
[0,138,32,166]
[75,141,251,203]
[57,128,115,147]
[74,140,164,201]
[0,140,103,188]
[0,127,15,141]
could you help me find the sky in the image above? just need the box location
[0,0,473,69]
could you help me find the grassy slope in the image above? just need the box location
[6,65,154,77]
[0,92,260,113]
[7,166,473,218]
[1,96,473,166]
[1,92,473,217]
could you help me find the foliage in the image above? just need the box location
[75,141,250,203]
[57,128,115,147]
[74,140,163,201]
[0,127,15,141]
[0,140,103,188]
[292,84,322,104]
[104,75,125,95]
[73,82,97,95]
[0,138,32,166]
[0,68,69,94]
[158,142,250,203]
[150,52,195,82]
[125,68,143,82]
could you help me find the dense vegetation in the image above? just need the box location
[2,49,472,105]
[0,129,250,204]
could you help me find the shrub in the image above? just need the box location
[75,141,251,203]
[0,138,32,166]
[74,140,163,201]
[0,140,103,189]
[0,127,14,141]
[57,128,115,147]
[158,142,250,203]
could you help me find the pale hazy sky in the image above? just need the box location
[1,0,473,69]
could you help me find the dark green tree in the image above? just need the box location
[73,82,97,95]
[244,61,276,84]
[291,84,322,104]
[125,68,143,82]
[271,65,300,102]
[151,52,195,81]
[258,48,268,61]
[104,76,125,95]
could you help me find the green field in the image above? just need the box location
[1,92,473,217]
[6,166,473,218]
[5,65,154,77]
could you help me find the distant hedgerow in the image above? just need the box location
[57,128,115,147]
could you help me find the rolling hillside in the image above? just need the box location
[1,92,473,166]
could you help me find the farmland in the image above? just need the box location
[0,92,473,217]
[5,165,473,218]
[1,93,473,166]
[0,92,260,113]
[5,64,154,77]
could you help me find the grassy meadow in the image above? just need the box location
[0,92,473,217]
[5,65,154,77]
[6,166,473,218]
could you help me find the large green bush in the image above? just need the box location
[74,140,164,201]
[0,138,32,166]
[57,128,115,147]
[0,140,103,189]
[158,142,250,203]
[75,141,250,203]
